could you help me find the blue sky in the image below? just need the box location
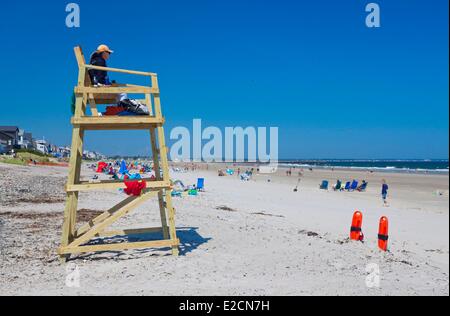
[0,0,448,159]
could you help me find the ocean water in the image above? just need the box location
[278,160,449,174]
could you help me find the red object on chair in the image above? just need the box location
[124,180,147,196]
[104,106,126,116]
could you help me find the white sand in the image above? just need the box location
[0,162,448,296]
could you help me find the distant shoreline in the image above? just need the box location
[168,160,449,175]
[166,162,449,176]
[276,162,449,175]
[93,158,450,175]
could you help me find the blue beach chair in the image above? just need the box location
[357,181,368,192]
[320,180,329,190]
[197,178,205,192]
[349,180,359,191]
[344,181,351,191]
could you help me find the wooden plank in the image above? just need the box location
[152,78,169,182]
[83,64,157,77]
[70,127,84,237]
[87,93,120,105]
[151,76,163,117]
[99,227,163,238]
[77,124,163,131]
[145,91,154,117]
[61,83,86,261]
[74,47,86,87]
[88,93,99,117]
[75,195,139,238]
[59,239,179,255]
[72,116,164,126]
[68,190,159,248]
[165,192,179,256]
[148,77,171,240]
[150,129,170,239]
[62,126,84,244]
[136,98,147,104]
[61,192,77,248]
[74,47,85,68]
[146,86,169,239]
[151,76,179,255]
[66,180,171,192]
[75,86,157,95]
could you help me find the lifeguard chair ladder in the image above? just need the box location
[58,46,179,261]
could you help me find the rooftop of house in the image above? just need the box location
[0,131,14,139]
[0,126,19,133]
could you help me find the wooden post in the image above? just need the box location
[152,75,179,255]
[60,94,84,261]
[146,90,170,240]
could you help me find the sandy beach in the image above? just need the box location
[0,162,448,296]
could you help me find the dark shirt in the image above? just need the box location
[382,184,389,194]
[88,52,109,85]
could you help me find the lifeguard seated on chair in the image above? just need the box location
[88,44,149,115]
[89,44,127,102]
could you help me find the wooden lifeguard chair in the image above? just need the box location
[58,46,179,261]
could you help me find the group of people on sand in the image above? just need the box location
[329,178,389,206]
[286,167,305,177]
[218,167,255,178]
[173,163,211,172]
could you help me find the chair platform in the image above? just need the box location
[71,116,165,130]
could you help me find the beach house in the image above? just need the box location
[58,146,71,158]
[34,139,49,155]
[18,129,33,149]
[0,131,13,153]
[82,150,105,160]
[0,126,20,153]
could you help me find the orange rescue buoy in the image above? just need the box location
[378,216,389,251]
[350,211,364,241]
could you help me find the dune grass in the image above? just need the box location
[0,158,28,166]
[16,152,50,163]
[0,151,52,166]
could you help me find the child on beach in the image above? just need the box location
[382,179,389,206]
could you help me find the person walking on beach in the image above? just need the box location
[382,179,389,206]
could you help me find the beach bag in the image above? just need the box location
[118,99,150,115]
